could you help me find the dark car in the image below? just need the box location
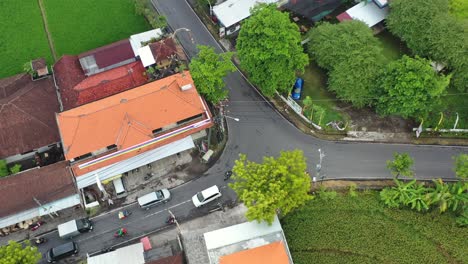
[46,241,78,263]
[291,77,304,100]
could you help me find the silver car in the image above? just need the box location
[137,189,171,210]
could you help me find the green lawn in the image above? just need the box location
[282,191,468,264]
[376,30,411,61]
[298,61,348,128]
[43,0,150,56]
[0,1,53,78]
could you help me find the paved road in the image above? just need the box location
[152,0,466,180]
[36,0,467,262]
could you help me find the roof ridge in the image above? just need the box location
[60,79,181,117]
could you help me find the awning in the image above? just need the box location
[76,136,195,189]
[0,194,81,229]
[139,45,156,67]
[130,29,163,56]
[88,242,145,264]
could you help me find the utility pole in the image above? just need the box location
[168,210,181,234]
[316,148,326,185]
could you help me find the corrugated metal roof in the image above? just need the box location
[204,215,282,250]
[213,0,280,28]
[87,243,145,264]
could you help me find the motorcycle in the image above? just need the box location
[224,170,232,181]
[30,221,45,231]
[166,216,175,225]
[34,237,47,245]
[118,210,132,220]
[114,228,127,238]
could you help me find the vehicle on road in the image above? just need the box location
[192,185,222,207]
[34,237,47,245]
[46,241,78,263]
[291,77,304,100]
[57,218,93,239]
[137,189,171,210]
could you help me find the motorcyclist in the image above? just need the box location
[115,228,127,237]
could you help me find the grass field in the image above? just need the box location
[298,61,348,128]
[282,191,468,264]
[0,1,53,78]
[43,0,150,57]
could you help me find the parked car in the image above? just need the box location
[137,189,171,210]
[46,241,78,263]
[291,77,304,100]
[57,218,93,239]
[192,185,222,207]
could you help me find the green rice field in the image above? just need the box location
[0,1,53,78]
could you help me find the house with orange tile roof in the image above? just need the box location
[182,207,293,264]
[56,71,213,190]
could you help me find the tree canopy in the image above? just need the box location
[376,56,450,119]
[236,4,308,96]
[387,0,468,92]
[386,152,414,179]
[189,45,235,104]
[449,0,468,19]
[307,21,385,107]
[0,241,41,264]
[454,154,468,179]
[230,150,312,224]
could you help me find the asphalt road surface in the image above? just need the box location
[36,0,467,262]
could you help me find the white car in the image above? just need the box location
[137,189,171,210]
[192,185,222,207]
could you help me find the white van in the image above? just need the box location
[192,185,222,207]
[137,189,171,210]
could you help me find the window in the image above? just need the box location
[72,152,92,162]
[152,128,163,135]
[107,144,117,150]
[177,114,203,125]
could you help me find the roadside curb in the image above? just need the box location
[184,1,467,147]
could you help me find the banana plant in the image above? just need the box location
[426,179,452,213]
[406,182,430,212]
[447,181,468,212]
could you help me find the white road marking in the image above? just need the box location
[77,199,191,243]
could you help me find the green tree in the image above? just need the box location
[0,240,41,264]
[307,20,385,71]
[236,4,308,96]
[376,56,450,119]
[386,152,414,179]
[454,154,468,179]
[230,150,312,224]
[328,60,380,108]
[387,0,468,92]
[190,45,235,104]
[386,0,448,57]
[449,0,468,19]
[0,160,9,177]
[307,21,385,107]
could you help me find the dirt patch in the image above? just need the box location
[312,180,395,192]
[337,102,416,133]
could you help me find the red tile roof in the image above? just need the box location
[0,161,76,218]
[149,38,185,64]
[31,58,47,71]
[0,74,60,158]
[78,39,135,69]
[54,56,147,111]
